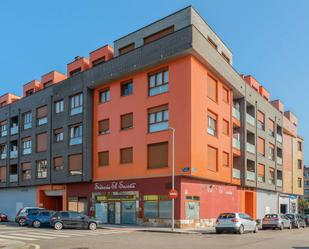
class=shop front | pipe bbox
[279,194,298,214]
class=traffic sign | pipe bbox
[168,189,178,199]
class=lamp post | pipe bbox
[169,127,175,231]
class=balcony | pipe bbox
[9,174,18,183]
[246,142,255,154]
[246,114,255,126]
[23,123,32,130]
[233,168,241,179]
[22,148,31,155]
[69,137,82,146]
[0,153,7,160]
[10,150,18,159]
[10,126,18,135]
[246,171,256,181]
[1,130,7,137]
[232,107,240,120]
[277,157,283,165]
[277,179,283,187]
[233,137,241,150]
[276,134,283,144]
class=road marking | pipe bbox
[27,231,71,237]
[0,234,38,241]
[11,233,55,239]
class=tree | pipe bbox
[298,199,309,214]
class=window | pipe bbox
[185,196,200,220]
[54,156,63,171]
[54,128,64,143]
[119,43,135,55]
[21,162,31,180]
[143,195,172,219]
[148,105,168,132]
[22,112,32,130]
[69,68,81,76]
[99,88,110,103]
[121,80,133,96]
[98,119,110,135]
[258,137,265,156]
[22,137,32,155]
[69,154,82,175]
[70,124,82,145]
[298,159,303,169]
[207,146,218,171]
[208,36,218,49]
[298,178,302,188]
[269,168,275,185]
[9,141,18,159]
[36,133,47,152]
[0,144,7,160]
[10,116,18,135]
[144,26,174,45]
[0,121,7,137]
[298,141,302,151]
[269,143,275,161]
[258,164,265,183]
[36,106,48,126]
[222,87,229,103]
[0,166,6,183]
[121,113,133,130]
[9,165,18,183]
[207,111,217,136]
[148,69,169,96]
[70,93,83,115]
[36,160,47,179]
[92,57,105,67]
[68,197,88,215]
[257,111,265,130]
[147,142,168,169]
[207,74,217,102]
[222,119,229,136]
[222,152,229,167]
[98,151,109,167]
[55,100,64,114]
[268,119,275,137]
[120,147,133,164]
[222,52,230,63]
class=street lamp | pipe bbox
[169,127,175,231]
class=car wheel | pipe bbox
[54,222,63,230]
[32,220,41,228]
[88,222,97,230]
[238,225,244,235]
[19,218,26,226]
[253,225,258,233]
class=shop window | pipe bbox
[99,151,109,167]
[99,88,110,103]
[36,160,47,179]
[207,111,217,136]
[185,196,200,220]
[143,195,171,219]
[36,105,48,126]
[121,80,133,96]
[148,105,168,133]
[120,147,133,164]
[207,146,218,171]
[0,166,6,183]
[144,26,174,45]
[147,142,168,169]
[222,119,229,136]
[222,87,229,103]
[21,162,31,180]
[121,113,133,130]
[36,133,47,152]
[99,119,110,135]
[69,154,82,175]
[68,197,88,215]
[70,93,83,115]
[54,156,63,171]
[207,74,217,102]
[148,69,169,96]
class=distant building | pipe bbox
[304,166,309,200]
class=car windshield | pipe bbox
[265,214,278,218]
[218,213,235,219]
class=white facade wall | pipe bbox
[256,189,278,219]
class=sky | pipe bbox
[0,0,308,164]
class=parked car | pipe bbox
[301,214,309,226]
[0,213,8,222]
[51,211,98,230]
[27,210,55,228]
[15,207,45,226]
[262,214,291,230]
[285,214,306,228]
[215,212,258,234]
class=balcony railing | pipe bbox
[9,174,18,183]
[233,137,241,150]
[246,142,255,154]
[246,114,255,126]
[277,157,283,165]
[0,153,7,160]
[246,171,256,181]
[276,134,283,144]
[10,150,18,159]
[232,107,240,120]
[10,126,18,135]
[277,179,283,187]
[233,168,241,179]
[69,137,82,146]
[1,130,7,137]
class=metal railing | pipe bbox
[246,171,256,181]
[233,137,241,150]
[232,107,240,120]
[246,114,255,126]
[233,168,241,179]
[246,142,255,154]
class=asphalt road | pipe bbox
[1,223,309,249]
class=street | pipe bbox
[1,223,309,249]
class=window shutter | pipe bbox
[222,87,229,103]
[148,105,168,114]
[0,166,6,180]
[207,75,217,102]
[22,162,32,170]
[207,146,217,171]
[147,142,168,169]
[258,137,265,155]
[69,154,82,171]
[37,106,48,118]
[54,157,63,168]
[120,147,133,164]
[99,119,109,133]
[121,113,133,129]
[269,119,275,132]
[258,111,265,123]
[36,133,47,152]
[223,152,229,167]
[258,164,265,177]
[144,26,174,44]
[99,151,109,166]
[119,43,135,55]
[223,119,229,135]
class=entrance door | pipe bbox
[108,202,115,224]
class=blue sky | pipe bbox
[0,0,308,163]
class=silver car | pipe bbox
[215,212,258,234]
[262,214,292,230]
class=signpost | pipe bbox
[169,189,178,199]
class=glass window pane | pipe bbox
[149,76,155,88]
[163,71,169,83]
[157,73,163,85]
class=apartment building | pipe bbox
[304,166,309,200]
[0,6,304,227]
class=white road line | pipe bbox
[11,233,55,239]
[53,232,86,236]
[0,234,38,241]
[26,231,71,238]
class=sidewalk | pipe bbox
[99,224,215,234]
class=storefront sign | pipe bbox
[94,181,137,191]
